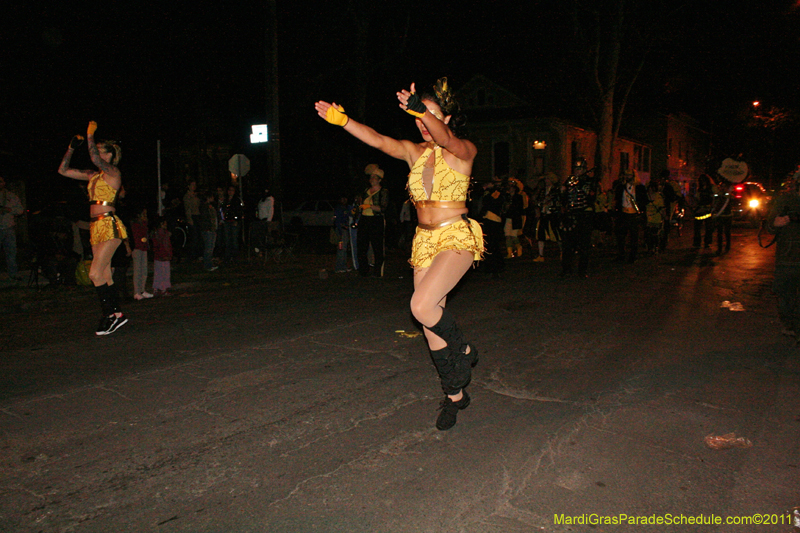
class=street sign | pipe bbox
[229,154,251,177]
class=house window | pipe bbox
[633,145,642,171]
[494,141,510,177]
[643,147,651,173]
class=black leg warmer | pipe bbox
[95,284,114,316]
[430,347,459,395]
[108,283,122,314]
[425,307,479,394]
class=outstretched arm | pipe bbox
[58,135,93,181]
[314,101,418,166]
[86,121,121,189]
[397,83,477,164]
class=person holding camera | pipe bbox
[766,175,800,339]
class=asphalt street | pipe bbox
[1,225,798,533]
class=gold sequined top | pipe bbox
[407,146,470,204]
[88,172,119,204]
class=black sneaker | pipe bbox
[106,314,129,334]
[436,390,471,431]
[95,315,115,336]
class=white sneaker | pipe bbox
[134,293,144,300]
[141,291,154,298]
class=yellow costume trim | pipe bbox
[410,216,484,269]
[90,213,127,245]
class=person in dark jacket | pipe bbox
[766,174,800,338]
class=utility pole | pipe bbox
[266,0,282,199]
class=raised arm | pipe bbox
[57,135,94,181]
[314,101,418,166]
[397,83,477,164]
[86,122,121,189]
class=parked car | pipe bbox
[730,181,769,226]
[282,200,335,227]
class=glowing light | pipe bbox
[748,199,760,208]
[752,101,760,108]
[532,140,546,150]
[250,124,268,143]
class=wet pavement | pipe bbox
[1,226,798,532]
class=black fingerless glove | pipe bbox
[404,92,427,118]
[70,135,85,149]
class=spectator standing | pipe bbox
[182,180,201,260]
[333,196,355,273]
[222,185,243,262]
[151,217,173,295]
[252,187,275,253]
[198,191,219,271]
[0,176,24,280]
[131,207,153,300]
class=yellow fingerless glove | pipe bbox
[87,121,98,136]
[325,105,349,127]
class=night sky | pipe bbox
[3,1,800,210]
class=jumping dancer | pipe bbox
[316,78,484,430]
[58,121,128,335]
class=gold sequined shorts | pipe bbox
[410,215,484,269]
[90,214,128,245]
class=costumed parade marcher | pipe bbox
[479,177,508,276]
[644,180,665,254]
[58,122,129,335]
[692,174,715,249]
[504,178,525,258]
[560,161,597,276]
[357,165,388,277]
[315,78,484,430]
[711,178,733,255]
[614,169,648,263]
[534,172,562,262]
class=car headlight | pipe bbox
[748,199,760,208]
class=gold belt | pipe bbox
[91,212,116,222]
[415,200,466,209]
[417,214,466,231]
[90,200,115,207]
